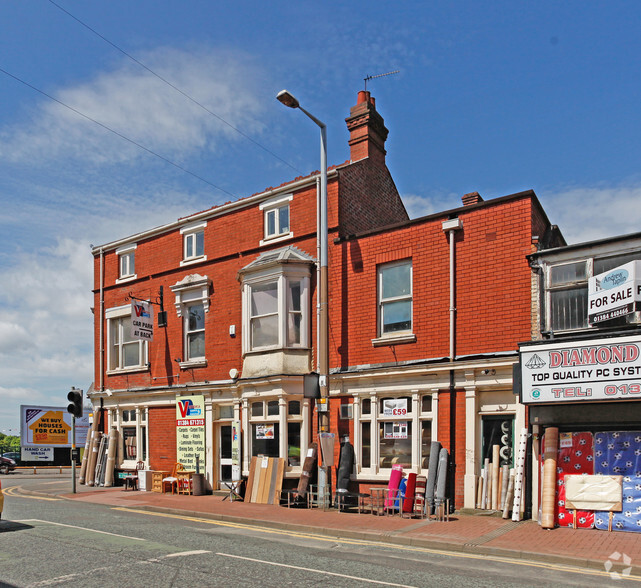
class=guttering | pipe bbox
[91,169,339,255]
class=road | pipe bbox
[0,474,638,587]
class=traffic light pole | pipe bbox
[71,415,76,494]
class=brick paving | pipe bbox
[22,483,641,577]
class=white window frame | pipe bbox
[170,274,210,368]
[355,392,434,480]
[106,305,148,373]
[184,302,206,362]
[242,270,310,353]
[373,259,415,345]
[180,221,207,266]
[115,244,137,283]
[260,194,293,246]
[113,406,148,469]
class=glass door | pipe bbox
[218,424,233,486]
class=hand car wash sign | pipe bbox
[588,260,641,325]
[520,335,641,404]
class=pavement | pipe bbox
[9,473,641,579]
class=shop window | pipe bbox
[379,421,412,468]
[119,408,147,465]
[378,260,412,336]
[106,306,148,372]
[420,421,432,469]
[251,422,280,458]
[361,421,371,468]
[287,422,301,466]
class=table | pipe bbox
[370,487,389,516]
[221,479,243,502]
[176,471,195,495]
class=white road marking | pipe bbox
[163,550,211,558]
[18,519,146,541]
[216,552,417,587]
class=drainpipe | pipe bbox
[442,218,462,510]
[99,247,105,392]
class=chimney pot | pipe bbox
[462,192,483,206]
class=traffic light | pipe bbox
[67,388,83,419]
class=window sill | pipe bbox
[371,333,416,347]
[259,231,294,247]
[115,274,137,284]
[179,359,207,369]
[180,255,207,267]
[106,366,149,376]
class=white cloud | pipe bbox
[402,191,459,219]
[540,181,641,244]
[0,47,267,166]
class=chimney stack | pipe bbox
[462,192,483,206]
[345,91,389,166]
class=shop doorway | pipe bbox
[481,415,514,467]
[217,424,233,487]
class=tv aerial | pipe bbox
[364,70,400,91]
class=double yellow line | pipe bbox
[2,486,61,501]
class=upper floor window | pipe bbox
[185,303,205,360]
[260,194,293,245]
[239,246,313,353]
[181,222,206,265]
[106,306,148,372]
[116,244,136,283]
[170,273,210,367]
[378,260,413,336]
[546,251,641,333]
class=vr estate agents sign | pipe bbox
[176,395,205,471]
[588,261,641,325]
[131,300,154,341]
[520,335,641,404]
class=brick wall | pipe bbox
[148,406,176,471]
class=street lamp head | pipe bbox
[277,89,299,109]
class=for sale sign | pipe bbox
[588,260,641,325]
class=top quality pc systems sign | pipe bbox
[520,335,641,404]
[588,260,641,325]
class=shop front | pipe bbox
[520,334,641,532]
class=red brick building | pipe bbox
[89,91,563,510]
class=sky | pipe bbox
[2,2,641,434]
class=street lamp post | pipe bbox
[277,90,330,503]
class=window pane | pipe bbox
[381,263,411,298]
[594,252,641,274]
[123,342,140,367]
[279,205,289,233]
[251,315,279,347]
[551,288,588,330]
[550,262,586,285]
[288,400,300,415]
[379,421,412,468]
[288,281,301,312]
[195,231,204,256]
[287,422,301,466]
[123,427,137,460]
[267,400,279,416]
[421,395,432,413]
[382,300,411,333]
[219,405,234,419]
[221,425,232,459]
[251,282,278,316]
[361,421,371,468]
[361,398,371,415]
[421,421,432,469]
[188,331,205,358]
[287,312,301,346]
[186,234,194,258]
[266,210,276,236]
[252,423,279,457]
[251,402,263,417]
[188,304,205,331]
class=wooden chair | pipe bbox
[162,463,184,494]
[123,460,145,491]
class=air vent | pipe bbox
[339,405,353,420]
